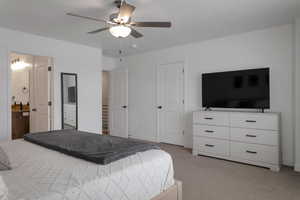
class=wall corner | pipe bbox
[294,17,300,169]
[294,163,300,172]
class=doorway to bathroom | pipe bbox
[10,52,53,139]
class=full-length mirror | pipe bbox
[61,73,78,130]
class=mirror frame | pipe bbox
[61,73,78,130]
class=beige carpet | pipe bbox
[160,144,300,200]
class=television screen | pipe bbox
[202,68,270,109]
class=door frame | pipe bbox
[8,51,54,139]
[156,61,186,144]
[60,72,78,130]
[101,70,111,135]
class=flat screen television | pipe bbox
[202,68,270,109]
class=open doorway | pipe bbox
[102,71,110,135]
[10,52,53,139]
[101,68,128,137]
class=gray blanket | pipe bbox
[24,130,160,165]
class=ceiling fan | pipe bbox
[66,0,171,38]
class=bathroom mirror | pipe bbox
[61,73,78,130]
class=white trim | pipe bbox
[295,163,300,172]
[48,57,54,131]
[0,47,10,140]
[183,58,189,148]
[125,69,129,138]
[7,50,12,140]
[155,64,159,143]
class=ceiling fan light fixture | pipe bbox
[109,25,131,38]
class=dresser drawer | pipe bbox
[193,112,229,126]
[194,137,229,157]
[230,113,279,130]
[194,125,229,139]
[231,142,279,164]
[231,128,278,146]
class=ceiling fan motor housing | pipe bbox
[109,13,119,22]
[110,13,131,24]
[114,0,122,8]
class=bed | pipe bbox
[0,138,182,200]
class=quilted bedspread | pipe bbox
[0,140,174,200]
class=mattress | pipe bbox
[0,140,174,200]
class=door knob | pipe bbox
[122,105,127,109]
[32,108,37,112]
[157,106,162,109]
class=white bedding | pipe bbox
[0,140,174,200]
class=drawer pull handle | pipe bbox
[204,117,213,120]
[245,120,256,123]
[246,134,257,138]
[205,130,214,133]
[246,150,257,154]
[205,144,215,147]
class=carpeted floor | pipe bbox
[160,144,300,200]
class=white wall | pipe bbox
[102,56,118,71]
[0,27,102,140]
[294,18,300,171]
[122,24,294,166]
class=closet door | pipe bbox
[109,68,128,138]
[157,62,185,145]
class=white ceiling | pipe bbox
[0,0,299,57]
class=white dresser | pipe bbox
[193,111,280,171]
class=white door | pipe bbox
[157,62,184,145]
[109,68,128,138]
[30,56,51,133]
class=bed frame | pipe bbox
[152,180,182,200]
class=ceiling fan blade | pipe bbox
[130,28,143,38]
[87,27,110,34]
[131,22,171,28]
[66,13,110,24]
[118,3,136,21]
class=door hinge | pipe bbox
[182,99,185,104]
[182,130,185,135]
[48,66,52,71]
[48,101,52,106]
[182,68,184,73]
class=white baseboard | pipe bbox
[294,164,300,172]
[282,160,294,167]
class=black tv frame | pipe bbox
[202,68,270,112]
